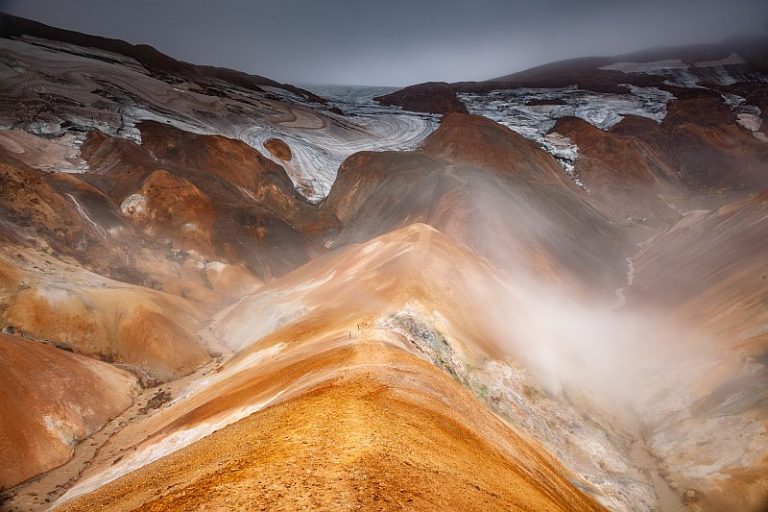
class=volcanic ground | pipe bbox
[0,12,767,512]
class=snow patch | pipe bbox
[541,132,583,187]
[0,37,437,203]
[600,53,756,88]
[722,93,767,141]
[459,86,673,184]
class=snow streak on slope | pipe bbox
[600,59,702,88]
[0,37,436,201]
[459,86,674,178]
[722,93,768,142]
[600,53,767,87]
[0,130,89,173]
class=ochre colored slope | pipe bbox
[0,246,210,382]
[0,334,137,489]
[55,341,605,512]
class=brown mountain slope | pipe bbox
[0,245,210,382]
[421,113,573,187]
[549,92,768,224]
[620,191,768,512]
[324,113,628,296]
[377,36,768,114]
[550,115,683,225]
[80,123,338,281]
[628,190,768,339]
[374,82,468,115]
[51,224,613,511]
[0,118,333,296]
[0,334,137,489]
[0,12,325,103]
[1,13,766,512]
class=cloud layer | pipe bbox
[4,0,768,85]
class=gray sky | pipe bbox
[3,0,767,86]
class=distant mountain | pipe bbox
[0,12,326,103]
[376,36,768,114]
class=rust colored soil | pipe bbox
[56,368,604,512]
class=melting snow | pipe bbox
[722,93,767,142]
[600,53,764,88]
[459,85,674,183]
[0,37,437,203]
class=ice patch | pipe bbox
[0,37,437,203]
[459,86,674,183]
[601,59,702,88]
[722,93,767,141]
[541,132,582,186]
[600,54,758,88]
[117,92,437,202]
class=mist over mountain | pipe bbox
[0,6,767,512]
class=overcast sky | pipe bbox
[3,0,768,86]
